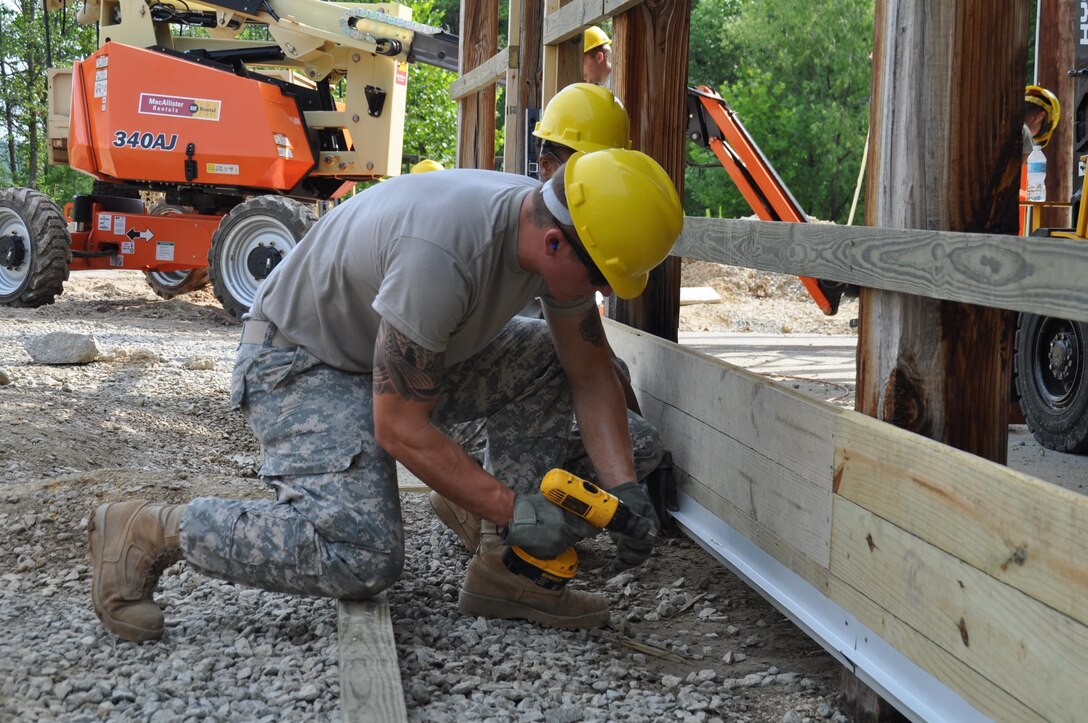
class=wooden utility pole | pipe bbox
[505,0,543,175]
[1037,0,1074,228]
[610,0,691,342]
[457,0,499,169]
[857,1,1030,464]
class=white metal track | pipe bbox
[671,492,990,723]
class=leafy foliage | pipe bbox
[685,0,874,223]
[0,1,97,201]
[401,0,458,172]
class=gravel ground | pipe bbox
[1,270,853,722]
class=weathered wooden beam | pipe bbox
[858,1,1029,464]
[501,0,524,173]
[456,0,499,169]
[541,0,645,44]
[1036,0,1074,228]
[338,595,407,723]
[541,0,582,103]
[609,0,690,342]
[449,47,509,101]
[508,0,543,176]
[543,0,603,44]
[672,216,1088,323]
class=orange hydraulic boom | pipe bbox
[686,85,852,315]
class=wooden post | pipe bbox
[610,0,691,342]
[457,0,499,169]
[1037,0,1074,228]
[542,0,582,105]
[857,2,1029,464]
[505,0,543,175]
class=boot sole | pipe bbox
[88,504,164,643]
[457,589,609,629]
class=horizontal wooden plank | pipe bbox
[338,595,407,723]
[673,216,1088,322]
[543,0,603,45]
[829,577,1044,723]
[639,392,832,568]
[449,47,510,100]
[541,0,643,45]
[835,412,1088,627]
[681,468,830,591]
[829,497,1088,722]
[605,320,840,488]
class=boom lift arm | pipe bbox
[685,85,854,316]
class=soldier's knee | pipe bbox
[332,546,404,600]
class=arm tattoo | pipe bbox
[373,320,444,401]
[578,308,605,347]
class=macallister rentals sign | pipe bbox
[138,93,222,121]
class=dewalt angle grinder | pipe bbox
[503,469,657,589]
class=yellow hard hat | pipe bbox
[411,159,445,174]
[1025,85,1061,148]
[584,26,611,54]
[533,83,632,154]
[564,149,683,299]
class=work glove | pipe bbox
[504,492,600,560]
[608,481,659,573]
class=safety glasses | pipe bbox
[559,229,608,288]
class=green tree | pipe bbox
[0,1,96,201]
[401,0,458,172]
[685,0,873,223]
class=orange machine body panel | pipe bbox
[68,43,315,191]
[67,204,222,272]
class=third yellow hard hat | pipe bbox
[584,26,611,54]
[1025,85,1061,148]
[564,149,684,299]
[411,159,445,174]
[533,83,631,154]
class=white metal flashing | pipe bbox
[671,492,990,723]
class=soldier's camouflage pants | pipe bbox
[180,316,663,599]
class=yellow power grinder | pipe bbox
[503,468,657,589]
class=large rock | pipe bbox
[24,332,99,365]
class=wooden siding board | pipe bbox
[829,497,1088,723]
[835,412,1088,627]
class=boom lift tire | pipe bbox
[208,195,317,320]
[1014,312,1088,453]
[143,203,210,299]
[0,188,72,308]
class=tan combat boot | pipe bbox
[457,526,609,629]
[89,500,186,642]
[429,491,481,553]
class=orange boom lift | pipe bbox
[0,0,456,318]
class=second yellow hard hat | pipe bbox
[533,83,631,154]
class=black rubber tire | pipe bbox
[207,196,316,320]
[0,188,72,307]
[143,203,210,299]
[1014,312,1088,454]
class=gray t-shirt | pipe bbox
[251,169,594,373]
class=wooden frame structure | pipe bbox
[442,0,1088,720]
